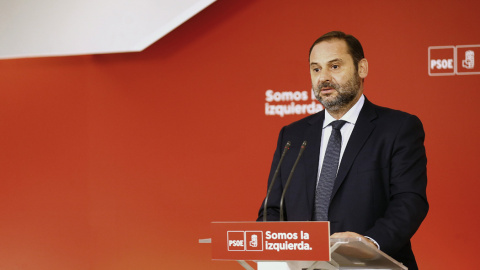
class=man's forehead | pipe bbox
[309,39,351,63]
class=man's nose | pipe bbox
[318,69,331,85]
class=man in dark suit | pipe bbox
[257,31,428,269]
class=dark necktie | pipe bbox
[314,120,347,221]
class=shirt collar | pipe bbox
[323,94,365,128]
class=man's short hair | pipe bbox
[309,31,365,70]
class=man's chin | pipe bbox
[319,94,337,104]
[320,96,344,110]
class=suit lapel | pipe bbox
[331,99,377,200]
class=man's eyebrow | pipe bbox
[328,58,343,64]
[310,58,344,66]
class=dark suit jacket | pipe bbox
[257,97,428,269]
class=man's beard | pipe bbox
[313,74,361,112]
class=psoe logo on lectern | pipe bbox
[227,231,263,251]
[245,231,263,251]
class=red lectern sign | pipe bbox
[211,221,330,261]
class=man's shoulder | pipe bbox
[367,100,421,123]
[365,101,424,135]
[283,111,323,130]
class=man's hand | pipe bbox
[331,231,378,249]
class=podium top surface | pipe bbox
[330,237,407,270]
[258,238,407,270]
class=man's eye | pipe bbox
[313,68,320,72]
[332,65,339,69]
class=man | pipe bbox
[257,31,428,269]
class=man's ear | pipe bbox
[358,58,368,79]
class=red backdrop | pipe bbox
[1,0,479,269]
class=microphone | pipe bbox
[280,141,307,221]
[263,141,291,222]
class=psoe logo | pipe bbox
[227,231,263,251]
[428,45,480,76]
[428,46,455,76]
[457,45,480,75]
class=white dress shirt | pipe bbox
[317,94,365,180]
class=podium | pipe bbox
[257,237,407,270]
[200,222,407,270]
